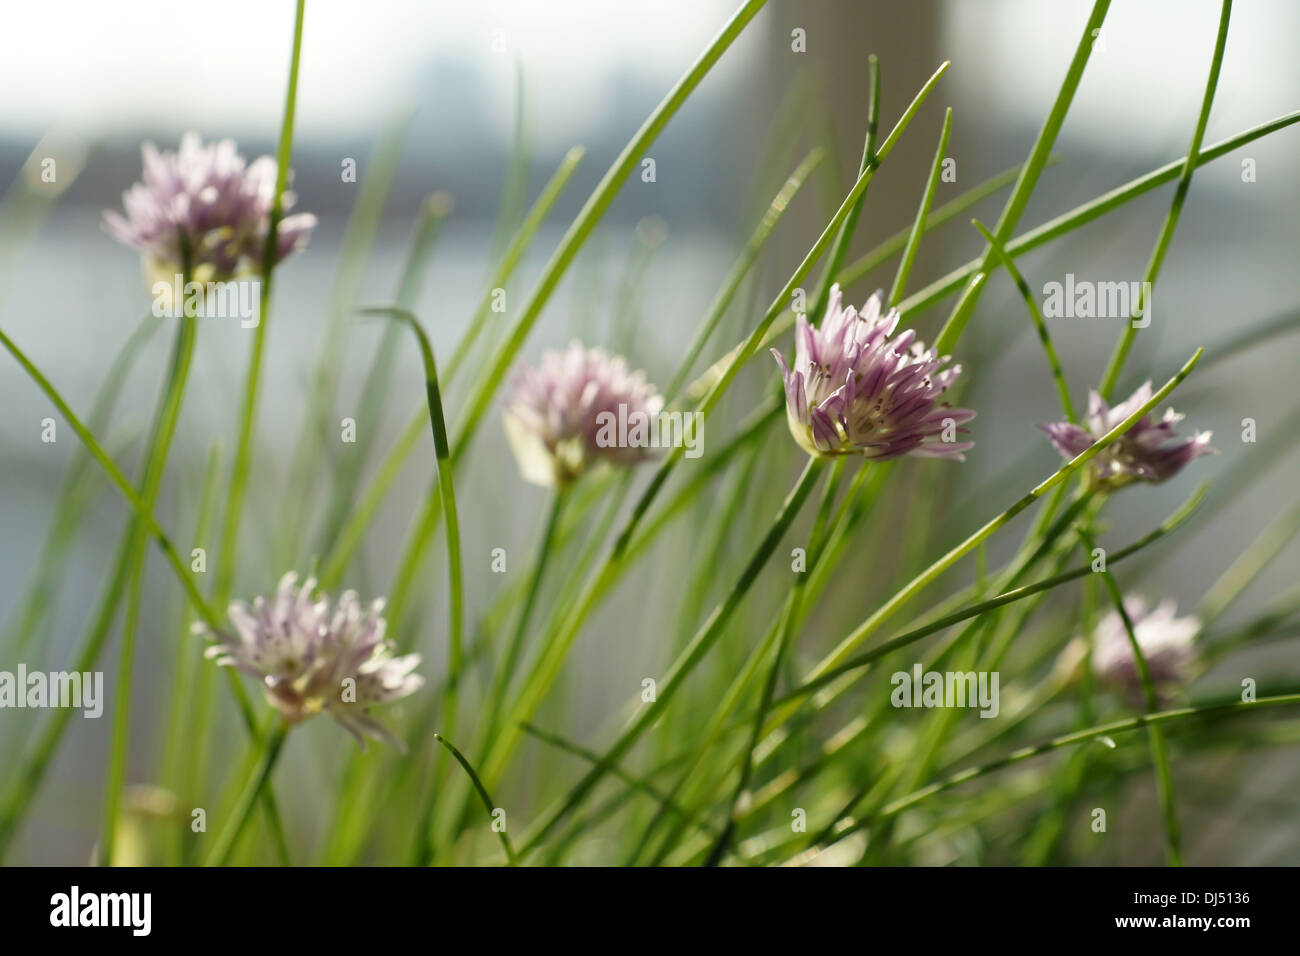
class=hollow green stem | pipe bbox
[971,219,1075,421]
[1098,0,1231,397]
[432,734,517,866]
[213,0,305,606]
[1078,527,1182,866]
[204,722,287,867]
[934,0,1111,354]
[888,107,951,307]
[479,487,568,755]
[102,255,198,864]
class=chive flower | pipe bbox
[1095,596,1199,688]
[1040,383,1214,490]
[103,132,316,281]
[770,285,974,460]
[503,341,665,488]
[1058,596,1199,697]
[199,573,422,748]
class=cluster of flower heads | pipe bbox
[771,285,974,461]
[1040,383,1215,490]
[104,132,316,281]
[113,128,1221,747]
[1058,596,1200,701]
[502,341,664,487]
[199,573,422,749]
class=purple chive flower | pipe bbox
[1054,597,1199,701]
[1040,383,1214,490]
[103,132,316,281]
[199,573,422,749]
[1091,596,1199,692]
[770,284,974,460]
[503,341,665,488]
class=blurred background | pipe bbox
[1,0,1298,864]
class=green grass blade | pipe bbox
[971,219,1075,420]
[1078,527,1181,865]
[934,0,1111,353]
[450,0,770,463]
[432,734,518,866]
[215,0,306,603]
[1099,0,1232,397]
[888,107,951,307]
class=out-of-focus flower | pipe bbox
[1057,596,1199,697]
[104,132,315,282]
[503,341,665,488]
[770,285,974,460]
[200,573,422,748]
[1040,384,1214,490]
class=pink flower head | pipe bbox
[770,285,974,460]
[503,342,665,487]
[1091,596,1200,692]
[1041,383,1214,490]
[104,132,315,281]
[200,573,422,749]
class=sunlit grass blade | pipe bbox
[1099,0,1231,398]
[102,284,197,864]
[933,0,1111,353]
[161,443,223,865]
[1199,497,1300,628]
[478,488,568,760]
[359,311,464,683]
[900,109,1300,323]
[836,158,1052,288]
[888,107,951,307]
[971,219,1075,420]
[3,313,158,656]
[1078,527,1181,865]
[216,0,306,602]
[665,147,822,401]
[808,54,879,321]
[520,722,719,840]
[203,722,287,867]
[450,0,770,463]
